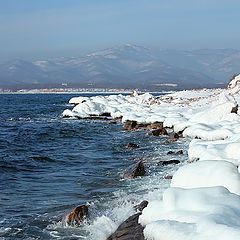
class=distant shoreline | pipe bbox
[0,88,173,95]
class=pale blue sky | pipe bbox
[0,0,240,61]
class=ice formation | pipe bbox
[63,74,240,239]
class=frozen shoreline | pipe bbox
[63,74,240,239]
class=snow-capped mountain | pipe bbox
[0,44,239,90]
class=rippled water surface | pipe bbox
[0,93,189,239]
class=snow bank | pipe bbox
[188,134,240,166]
[140,187,240,240]
[171,160,240,194]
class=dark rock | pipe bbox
[164,175,173,179]
[158,160,180,166]
[107,201,148,239]
[231,105,238,114]
[123,120,149,131]
[109,120,117,124]
[100,112,112,117]
[126,142,139,149]
[169,132,179,142]
[107,213,144,240]
[167,150,183,155]
[150,128,168,136]
[65,205,88,226]
[124,120,138,130]
[133,200,148,212]
[147,121,163,130]
[124,161,146,179]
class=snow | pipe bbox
[171,160,240,195]
[62,73,240,239]
[141,187,240,240]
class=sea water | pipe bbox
[0,93,189,239]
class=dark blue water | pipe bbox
[0,93,188,239]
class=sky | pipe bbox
[0,0,240,61]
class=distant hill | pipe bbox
[0,44,239,90]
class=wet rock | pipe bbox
[150,127,168,136]
[65,204,88,226]
[147,121,163,130]
[133,200,148,212]
[124,120,138,130]
[231,105,238,113]
[158,159,180,166]
[123,120,149,131]
[126,142,139,149]
[107,213,144,240]
[124,161,146,179]
[167,150,183,155]
[107,201,148,240]
[169,132,179,142]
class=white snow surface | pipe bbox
[63,74,240,239]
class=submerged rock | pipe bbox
[167,150,183,155]
[126,142,139,149]
[64,204,88,226]
[107,201,148,240]
[124,161,146,179]
[169,132,180,142]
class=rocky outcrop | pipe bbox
[107,201,148,240]
[123,161,146,179]
[64,204,88,226]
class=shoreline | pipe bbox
[62,74,240,239]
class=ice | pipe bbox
[140,187,240,240]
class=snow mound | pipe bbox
[140,187,240,240]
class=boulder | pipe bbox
[107,201,148,240]
[126,142,139,149]
[123,161,146,179]
[64,204,88,226]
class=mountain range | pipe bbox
[0,44,239,90]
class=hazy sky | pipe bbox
[0,0,240,61]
